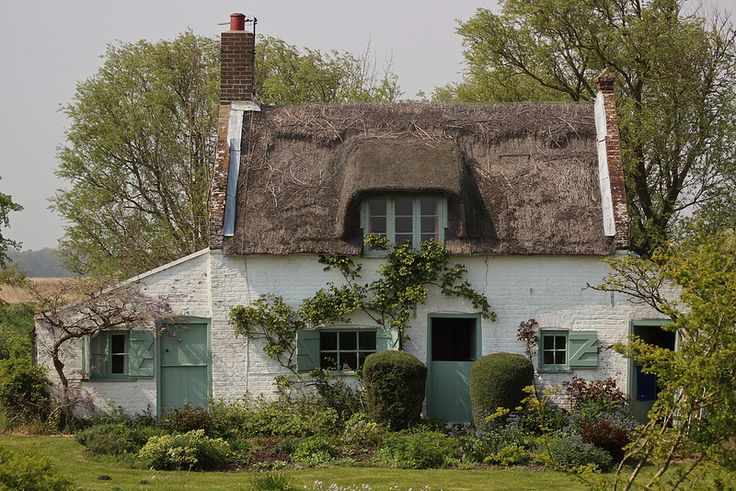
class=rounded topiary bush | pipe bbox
[470,352,534,427]
[363,350,427,430]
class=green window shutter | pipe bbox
[569,331,598,369]
[81,335,91,379]
[296,330,321,372]
[376,328,399,351]
[129,330,155,377]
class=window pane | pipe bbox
[111,354,127,374]
[369,216,387,234]
[90,354,108,377]
[421,233,438,243]
[420,198,438,216]
[359,331,376,350]
[340,353,357,371]
[395,198,413,216]
[111,334,126,354]
[90,334,108,355]
[543,351,554,365]
[543,335,554,350]
[395,216,413,234]
[368,199,386,216]
[358,352,373,368]
[421,216,438,234]
[339,332,357,350]
[321,353,338,370]
[555,336,566,349]
[395,233,413,245]
[320,332,337,351]
[555,351,566,365]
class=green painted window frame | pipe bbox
[538,329,570,372]
[319,328,378,372]
[88,331,131,380]
[360,195,448,257]
[538,329,599,372]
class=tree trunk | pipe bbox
[51,344,73,430]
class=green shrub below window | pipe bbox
[362,350,427,430]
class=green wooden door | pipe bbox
[427,316,480,423]
[159,323,210,413]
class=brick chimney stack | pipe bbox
[220,13,255,103]
[594,68,629,250]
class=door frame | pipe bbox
[156,317,212,417]
[426,312,482,421]
[626,318,675,423]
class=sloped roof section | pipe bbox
[222,101,616,256]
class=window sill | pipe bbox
[538,367,571,374]
[85,376,151,382]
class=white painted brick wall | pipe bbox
[38,249,665,415]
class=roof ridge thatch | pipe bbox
[222,102,612,256]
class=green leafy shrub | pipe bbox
[342,412,387,447]
[457,418,528,463]
[0,446,75,491]
[545,435,614,471]
[210,398,339,439]
[292,436,336,466]
[160,403,213,435]
[137,429,232,471]
[484,443,530,466]
[0,358,51,427]
[248,471,296,491]
[362,350,427,430]
[377,430,458,469]
[469,353,533,427]
[75,423,161,455]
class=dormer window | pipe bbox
[361,195,447,255]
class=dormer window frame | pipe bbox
[360,194,448,257]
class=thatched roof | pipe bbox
[222,101,616,256]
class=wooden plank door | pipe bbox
[159,323,210,413]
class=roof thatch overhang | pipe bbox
[221,102,616,256]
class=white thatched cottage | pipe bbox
[37,14,671,423]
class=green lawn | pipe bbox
[0,435,586,491]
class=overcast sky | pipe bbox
[0,0,733,251]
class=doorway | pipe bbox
[158,321,211,414]
[628,320,676,423]
[427,314,481,423]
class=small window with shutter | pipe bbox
[539,329,598,372]
[83,330,155,380]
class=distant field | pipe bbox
[0,277,69,304]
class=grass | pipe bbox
[0,435,586,490]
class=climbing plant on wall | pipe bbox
[228,236,495,372]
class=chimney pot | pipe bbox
[595,68,615,93]
[230,13,246,31]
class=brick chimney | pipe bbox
[210,14,259,250]
[220,13,255,103]
[594,69,629,250]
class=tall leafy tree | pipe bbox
[441,1,736,254]
[55,32,400,277]
[0,179,22,269]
